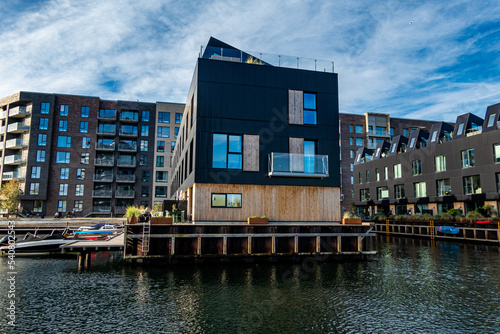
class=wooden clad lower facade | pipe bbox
[189,183,341,222]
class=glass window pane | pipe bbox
[303,93,316,109]
[228,135,241,153]
[304,110,317,124]
[228,154,242,169]
[211,194,226,207]
[227,194,242,208]
[212,134,227,168]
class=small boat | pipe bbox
[436,226,460,235]
[73,230,113,235]
[76,223,123,233]
[0,233,72,254]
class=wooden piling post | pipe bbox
[223,236,227,255]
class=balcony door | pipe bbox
[304,140,316,173]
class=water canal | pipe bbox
[1,236,499,333]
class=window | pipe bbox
[80,121,88,133]
[356,138,363,146]
[414,182,427,198]
[366,170,370,182]
[403,129,408,136]
[30,183,40,195]
[59,184,68,196]
[350,150,354,159]
[350,163,353,172]
[494,144,500,163]
[393,164,402,178]
[384,166,388,180]
[394,184,405,199]
[358,172,362,184]
[171,142,175,153]
[60,105,68,116]
[355,125,363,133]
[409,137,416,148]
[155,186,168,198]
[457,123,465,136]
[156,156,164,167]
[75,185,84,196]
[350,176,354,184]
[57,200,67,212]
[303,93,316,125]
[142,111,149,122]
[212,134,242,169]
[34,200,43,212]
[99,109,116,119]
[31,167,41,179]
[435,155,446,172]
[60,168,69,180]
[76,168,85,180]
[461,149,475,168]
[158,112,170,123]
[412,160,422,176]
[56,152,70,163]
[349,125,353,133]
[142,171,150,182]
[82,137,91,149]
[141,186,149,197]
[157,126,169,138]
[81,153,90,164]
[121,111,138,121]
[497,173,500,192]
[375,168,380,181]
[139,155,148,166]
[349,138,353,145]
[98,124,116,134]
[140,140,148,151]
[36,150,45,162]
[175,127,179,138]
[38,134,47,146]
[377,186,389,200]
[81,106,89,118]
[39,118,48,130]
[58,120,67,131]
[175,113,182,124]
[57,136,71,148]
[156,171,168,182]
[390,127,394,136]
[157,141,165,152]
[463,175,481,194]
[211,193,242,208]
[41,102,50,114]
[74,200,83,212]
[437,179,451,196]
[360,189,370,201]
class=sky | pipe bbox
[1,0,500,122]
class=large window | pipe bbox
[36,150,45,162]
[157,141,165,152]
[142,111,149,122]
[412,160,422,176]
[377,186,389,200]
[435,155,446,172]
[158,112,170,123]
[375,168,380,181]
[31,167,41,179]
[356,138,363,146]
[156,156,164,167]
[56,152,70,163]
[393,164,402,178]
[355,125,363,133]
[60,105,68,116]
[175,113,182,124]
[41,102,50,114]
[30,183,40,195]
[437,179,451,196]
[59,184,68,196]
[75,185,84,196]
[140,140,148,152]
[142,171,150,182]
[157,126,169,138]
[360,189,370,201]
[57,136,71,148]
[457,123,465,136]
[59,120,67,132]
[494,144,500,163]
[155,186,168,198]
[394,184,405,199]
[461,149,475,168]
[81,106,89,118]
[60,168,69,180]
[365,170,370,182]
[211,193,242,208]
[413,182,427,198]
[139,155,148,166]
[82,137,91,149]
[156,171,168,182]
[384,166,388,180]
[212,134,242,169]
[39,118,48,130]
[463,175,481,194]
[74,200,83,212]
[171,142,175,153]
[175,127,179,138]
[34,201,43,212]
[79,121,88,133]
[76,168,85,180]
[303,92,316,125]
[81,153,90,164]
[496,173,500,192]
[57,200,67,212]
[38,134,47,146]
[141,186,149,197]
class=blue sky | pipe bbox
[1,0,500,122]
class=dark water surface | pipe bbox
[1,236,499,333]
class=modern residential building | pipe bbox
[352,104,500,217]
[339,112,438,212]
[0,91,183,216]
[168,37,341,222]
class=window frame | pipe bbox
[211,193,242,208]
[81,106,89,118]
[212,133,242,170]
[303,92,317,125]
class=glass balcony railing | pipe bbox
[268,153,329,178]
[0,111,6,119]
[367,130,390,137]
[2,171,25,180]
[95,143,115,151]
[4,155,26,165]
[118,143,137,152]
[7,122,29,133]
[93,174,114,182]
[8,106,31,118]
[116,175,136,183]
[117,158,136,167]
[5,138,28,149]
[92,190,112,198]
[202,46,334,73]
[94,157,114,166]
[115,190,135,198]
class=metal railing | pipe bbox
[94,158,114,166]
[93,174,114,182]
[116,175,136,182]
[119,129,138,137]
[117,158,136,167]
[115,190,135,198]
[367,130,390,137]
[118,143,137,152]
[96,128,116,135]
[92,190,112,198]
[268,153,329,178]
[95,143,115,151]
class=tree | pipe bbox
[0,180,22,212]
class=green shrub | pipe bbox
[465,211,484,220]
[447,208,463,217]
[124,205,141,218]
[440,212,454,220]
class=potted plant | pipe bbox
[247,216,269,225]
[151,210,173,225]
[124,205,141,224]
[342,212,362,225]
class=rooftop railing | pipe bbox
[268,153,329,178]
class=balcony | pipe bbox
[92,190,112,198]
[367,130,390,137]
[95,143,115,151]
[91,206,111,213]
[367,142,378,149]
[119,113,139,123]
[0,111,6,119]
[5,138,28,149]
[97,111,116,121]
[118,143,137,152]
[2,171,25,180]
[115,190,135,198]
[93,174,114,182]
[268,153,329,178]
[96,128,116,136]
[4,155,26,165]
[116,175,136,183]
[0,126,5,133]
[117,158,136,167]
[7,122,29,133]
[8,106,31,118]
[94,158,114,166]
[119,128,138,137]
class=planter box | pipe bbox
[151,217,173,225]
[342,218,362,225]
[247,217,269,225]
[127,216,138,224]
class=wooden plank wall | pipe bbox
[192,183,341,222]
[288,90,303,125]
[243,135,259,172]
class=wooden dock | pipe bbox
[124,223,376,264]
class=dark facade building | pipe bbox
[0,91,182,216]
[353,104,500,217]
[339,112,437,212]
[169,38,341,222]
